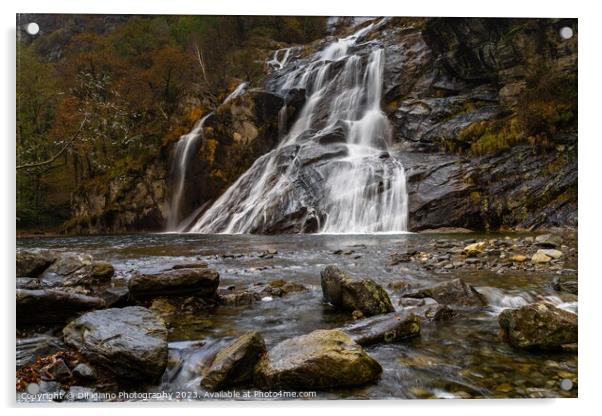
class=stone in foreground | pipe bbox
[201,331,267,391]
[321,266,394,316]
[128,268,219,298]
[16,250,57,277]
[341,311,421,345]
[254,329,382,390]
[402,278,487,307]
[498,302,577,350]
[16,289,105,325]
[63,306,168,380]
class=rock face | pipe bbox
[16,289,105,325]
[321,266,394,316]
[170,88,304,229]
[61,18,576,234]
[254,329,382,390]
[201,331,267,391]
[402,278,487,307]
[128,268,219,298]
[63,306,168,380]
[341,311,421,345]
[69,159,169,233]
[498,302,577,350]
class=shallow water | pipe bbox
[17,233,578,400]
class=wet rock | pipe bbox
[321,266,394,316]
[39,253,114,289]
[99,286,131,308]
[552,275,578,295]
[262,279,307,296]
[16,335,65,368]
[172,262,208,270]
[402,278,487,307]
[341,311,421,345]
[537,248,563,259]
[498,302,577,350]
[128,268,219,299]
[16,250,57,277]
[531,252,552,264]
[16,277,42,289]
[16,289,105,325]
[463,241,486,256]
[72,363,96,380]
[254,329,382,390]
[63,306,168,380]
[201,331,267,391]
[387,280,412,292]
[535,234,562,248]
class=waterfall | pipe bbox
[166,82,249,231]
[188,19,409,234]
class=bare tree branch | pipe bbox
[17,115,88,171]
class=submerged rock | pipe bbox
[16,289,105,325]
[552,275,578,295]
[498,302,577,350]
[402,278,487,307]
[63,306,168,380]
[254,329,382,390]
[128,268,219,298]
[321,266,394,316]
[201,331,266,391]
[341,311,421,345]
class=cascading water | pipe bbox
[166,83,249,231]
[189,19,408,234]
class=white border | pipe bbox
[2,0,599,415]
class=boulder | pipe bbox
[321,266,394,316]
[128,268,219,298]
[201,331,267,391]
[535,234,562,248]
[254,329,382,390]
[16,289,105,325]
[341,311,421,345]
[402,278,487,307]
[63,306,168,380]
[39,253,114,289]
[16,250,57,277]
[498,302,577,350]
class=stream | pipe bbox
[17,232,578,400]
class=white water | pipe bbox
[166,82,250,231]
[187,20,409,234]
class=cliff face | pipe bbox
[69,17,577,233]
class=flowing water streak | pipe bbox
[166,82,249,230]
[190,20,409,234]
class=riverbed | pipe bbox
[16,232,578,400]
